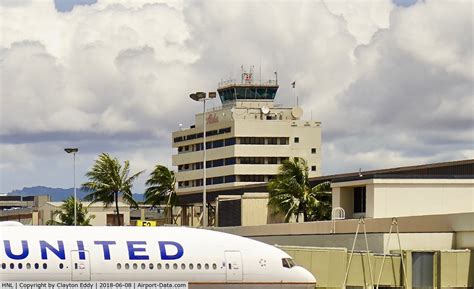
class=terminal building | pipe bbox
[172,70,321,225]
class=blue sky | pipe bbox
[54,0,97,12]
[54,0,418,12]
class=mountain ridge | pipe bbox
[6,186,144,202]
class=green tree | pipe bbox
[46,196,95,226]
[307,181,332,221]
[82,153,143,226]
[268,157,331,222]
[144,165,177,224]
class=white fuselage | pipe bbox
[0,225,316,288]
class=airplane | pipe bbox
[0,222,316,288]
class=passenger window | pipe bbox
[26,263,31,269]
[149,263,154,270]
[157,263,162,270]
[2,263,6,269]
[133,263,138,270]
[59,263,64,269]
[205,263,209,270]
[43,263,47,269]
[181,264,186,270]
[189,264,194,270]
[173,264,178,270]
[213,263,217,270]
[125,263,130,270]
[228,263,231,269]
[10,263,14,269]
[18,263,23,269]
[34,263,39,269]
[165,264,170,270]
[141,263,146,270]
[197,263,201,270]
[117,263,121,270]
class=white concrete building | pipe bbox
[329,159,474,219]
[172,70,321,206]
[332,178,474,219]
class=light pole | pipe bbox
[64,148,78,226]
[190,92,216,227]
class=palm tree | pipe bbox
[307,181,332,221]
[144,165,177,224]
[268,157,329,222]
[82,153,143,226]
[46,196,95,226]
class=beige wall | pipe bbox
[86,205,131,226]
[241,193,269,226]
[456,232,474,249]
[38,202,131,226]
[373,179,474,218]
[332,179,474,219]
[332,187,354,218]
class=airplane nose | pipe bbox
[298,266,316,284]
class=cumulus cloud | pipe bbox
[0,0,472,193]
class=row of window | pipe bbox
[116,262,218,271]
[174,127,231,143]
[178,165,317,188]
[178,157,290,171]
[178,175,277,188]
[1,262,62,270]
[218,87,278,102]
[177,137,291,154]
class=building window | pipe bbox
[213,177,224,185]
[267,137,278,145]
[311,166,316,171]
[268,157,278,164]
[311,148,316,154]
[213,139,224,148]
[225,175,236,183]
[225,138,236,146]
[239,175,265,182]
[294,137,299,143]
[354,187,366,213]
[212,159,224,167]
[280,157,289,163]
[279,138,288,145]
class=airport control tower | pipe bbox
[172,68,321,203]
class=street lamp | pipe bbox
[64,148,79,226]
[190,91,216,227]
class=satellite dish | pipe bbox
[291,107,303,118]
[261,106,270,115]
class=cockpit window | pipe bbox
[282,258,296,268]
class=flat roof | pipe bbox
[177,159,474,204]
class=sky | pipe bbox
[0,0,472,194]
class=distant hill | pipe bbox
[7,186,144,202]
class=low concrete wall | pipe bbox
[252,233,454,254]
[216,213,474,253]
[280,246,474,289]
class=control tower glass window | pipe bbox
[218,86,278,103]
